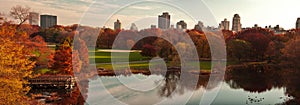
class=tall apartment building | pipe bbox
[158,12,171,29]
[194,21,204,31]
[130,23,138,31]
[176,20,187,29]
[29,12,39,25]
[296,18,300,29]
[114,19,121,30]
[220,18,230,30]
[40,15,57,28]
[232,14,242,32]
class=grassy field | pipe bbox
[44,48,234,71]
[89,50,150,63]
[90,49,236,70]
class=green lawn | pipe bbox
[90,49,237,70]
[89,50,150,63]
[36,48,235,74]
[96,60,236,70]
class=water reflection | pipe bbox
[158,70,182,97]
[29,66,300,104]
[225,66,299,104]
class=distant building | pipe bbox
[158,12,170,29]
[253,24,260,28]
[274,25,285,32]
[114,19,121,30]
[151,25,156,29]
[194,21,204,31]
[171,25,175,29]
[130,23,138,31]
[176,20,187,29]
[232,14,242,32]
[29,12,39,25]
[296,18,300,29]
[0,15,4,25]
[207,26,219,31]
[40,15,57,28]
[219,18,230,30]
[218,23,224,30]
[266,25,286,34]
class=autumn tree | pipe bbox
[170,42,193,66]
[235,28,273,60]
[140,44,157,57]
[77,25,99,47]
[0,24,35,104]
[50,36,89,74]
[154,38,174,62]
[10,5,30,27]
[73,37,89,73]
[188,30,210,58]
[227,39,253,61]
[97,28,118,48]
[281,36,300,69]
[222,30,234,40]
[28,35,51,67]
[50,38,73,74]
[112,30,138,49]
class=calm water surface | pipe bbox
[85,73,290,105]
[30,68,299,104]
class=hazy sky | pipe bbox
[1,0,299,29]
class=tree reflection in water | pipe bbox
[157,65,300,104]
[225,65,300,104]
[158,71,183,97]
[157,70,223,98]
[30,66,299,104]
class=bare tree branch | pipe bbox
[9,5,30,27]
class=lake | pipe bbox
[85,72,290,105]
[30,67,299,104]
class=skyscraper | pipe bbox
[151,25,156,29]
[158,12,170,29]
[114,19,121,30]
[29,12,39,25]
[130,23,138,31]
[0,15,4,25]
[296,18,300,29]
[176,20,187,29]
[232,14,242,32]
[220,18,230,30]
[194,21,204,31]
[40,15,57,28]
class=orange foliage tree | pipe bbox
[50,38,73,74]
[281,36,300,68]
[50,36,89,74]
[0,23,35,104]
[235,28,273,60]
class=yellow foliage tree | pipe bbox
[0,24,35,104]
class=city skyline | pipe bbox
[0,0,299,29]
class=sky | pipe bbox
[0,0,299,30]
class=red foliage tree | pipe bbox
[50,39,73,74]
[281,36,300,68]
[97,28,118,48]
[235,28,273,60]
[140,44,157,57]
[73,37,89,72]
